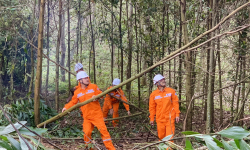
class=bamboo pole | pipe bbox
[37,2,250,128]
[104,112,143,121]
[108,94,148,114]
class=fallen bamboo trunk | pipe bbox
[104,112,143,121]
[42,137,156,141]
[108,94,148,114]
[37,2,250,128]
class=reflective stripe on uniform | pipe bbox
[85,140,91,144]
[103,138,111,142]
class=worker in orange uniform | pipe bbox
[103,78,131,127]
[62,71,116,150]
[149,74,180,143]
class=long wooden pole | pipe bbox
[37,2,250,128]
[34,0,45,126]
[105,112,142,121]
[108,94,148,114]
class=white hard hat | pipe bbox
[75,63,84,72]
[153,74,165,85]
[112,78,121,86]
[76,71,89,80]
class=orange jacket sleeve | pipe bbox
[172,90,180,117]
[64,91,78,109]
[149,93,156,122]
[119,90,129,111]
[104,94,112,109]
[94,85,102,95]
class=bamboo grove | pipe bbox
[1,0,250,139]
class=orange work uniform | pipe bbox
[149,87,180,140]
[103,87,129,127]
[64,83,116,150]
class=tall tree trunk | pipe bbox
[119,0,123,83]
[204,0,211,122]
[173,3,177,85]
[167,3,171,86]
[178,2,182,104]
[126,0,133,101]
[60,9,66,82]
[28,0,36,95]
[239,25,247,125]
[55,0,62,112]
[111,3,114,81]
[149,20,154,96]
[135,4,141,107]
[216,5,223,125]
[10,40,18,100]
[161,0,166,75]
[235,59,242,114]
[34,0,45,125]
[89,0,96,83]
[230,56,240,122]
[180,0,192,131]
[76,0,80,62]
[239,55,246,125]
[217,32,223,125]
[45,0,50,104]
[0,48,4,100]
[79,1,82,64]
[68,0,71,93]
[206,0,216,133]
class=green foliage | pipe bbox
[185,138,193,150]
[0,121,48,150]
[157,143,168,150]
[218,126,250,139]
[181,131,200,135]
[0,99,57,127]
[182,126,250,150]
[49,124,83,138]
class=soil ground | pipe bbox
[40,103,250,150]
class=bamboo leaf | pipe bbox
[157,143,168,150]
[239,139,250,150]
[181,131,200,135]
[18,135,34,150]
[212,137,224,148]
[19,127,47,136]
[0,139,12,150]
[0,121,27,135]
[221,138,234,150]
[195,135,221,150]
[162,134,172,141]
[185,138,193,150]
[218,126,250,139]
[204,138,222,150]
[228,140,239,149]
[6,136,21,150]
[234,139,240,149]
[23,135,50,150]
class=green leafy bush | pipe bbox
[182,126,250,150]
[49,124,83,138]
[0,121,49,150]
[0,99,57,127]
